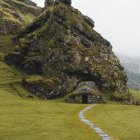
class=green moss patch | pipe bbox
[0,35,15,55]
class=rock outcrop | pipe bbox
[17,0,37,6]
[55,0,71,6]
[5,2,132,102]
[45,0,54,7]
[22,76,62,99]
[0,0,42,35]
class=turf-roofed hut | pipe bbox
[65,81,105,104]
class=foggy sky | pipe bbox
[32,0,140,58]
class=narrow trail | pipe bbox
[79,105,112,140]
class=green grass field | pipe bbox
[0,85,101,140]
[0,36,140,140]
[85,103,140,140]
[0,57,100,140]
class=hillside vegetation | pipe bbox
[0,39,100,139]
[0,0,41,35]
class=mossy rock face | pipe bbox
[0,0,42,35]
[112,91,140,105]
[55,0,71,6]
[4,51,29,71]
[45,0,54,7]
[6,2,131,102]
[112,92,134,104]
[22,75,62,99]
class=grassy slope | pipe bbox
[0,35,15,59]
[130,89,140,101]
[85,92,140,140]
[0,86,101,140]
[0,43,100,139]
[0,0,40,26]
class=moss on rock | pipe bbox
[0,0,42,35]
[22,75,62,99]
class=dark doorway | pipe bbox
[82,95,88,104]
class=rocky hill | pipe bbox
[116,54,140,90]
[0,0,42,35]
[127,71,140,90]
[5,0,133,103]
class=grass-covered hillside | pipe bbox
[0,35,16,58]
[0,0,42,63]
[0,0,41,35]
[0,60,100,140]
[0,86,101,140]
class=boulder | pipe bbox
[45,0,54,7]
[22,76,62,99]
[17,0,37,7]
[4,52,23,66]
[83,15,95,28]
[55,0,71,6]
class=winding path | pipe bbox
[79,105,112,140]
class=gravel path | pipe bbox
[79,105,112,140]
